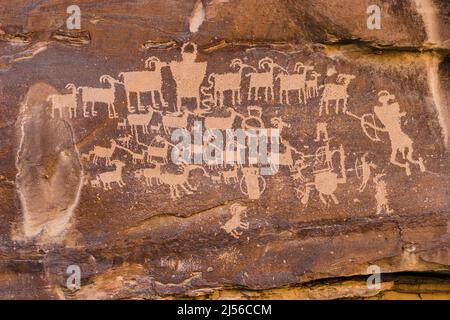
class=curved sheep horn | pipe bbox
[65,83,77,92]
[230,58,242,68]
[100,74,114,84]
[145,56,161,68]
[294,62,305,72]
[258,57,274,69]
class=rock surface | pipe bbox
[0,0,449,299]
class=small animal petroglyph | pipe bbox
[95,160,126,190]
[78,75,119,118]
[319,74,355,116]
[276,62,314,104]
[48,83,77,118]
[221,204,249,239]
[84,139,118,166]
[134,163,163,186]
[246,58,286,102]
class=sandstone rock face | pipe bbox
[0,0,449,299]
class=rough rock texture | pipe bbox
[0,0,449,299]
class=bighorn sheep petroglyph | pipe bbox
[48,83,77,118]
[201,59,255,107]
[119,56,167,113]
[305,71,322,99]
[319,74,355,116]
[85,139,118,165]
[246,58,286,102]
[96,160,126,190]
[78,75,119,118]
[276,62,314,104]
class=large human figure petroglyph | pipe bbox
[347,90,426,176]
[169,43,208,114]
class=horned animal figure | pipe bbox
[48,83,77,118]
[202,59,255,107]
[119,56,167,113]
[246,58,286,102]
[78,75,119,118]
[276,62,314,104]
[221,204,249,239]
[319,74,355,116]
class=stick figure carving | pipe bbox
[355,152,377,192]
[373,173,393,215]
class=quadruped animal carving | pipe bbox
[78,75,119,118]
[221,204,249,239]
[84,139,118,166]
[246,58,286,102]
[277,62,314,104]
[319,74,355,116]
[202,59,255,108]
[120,56,167,113]
[95,160,126,190]
[48,83,77,118]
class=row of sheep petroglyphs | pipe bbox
[44,42,427,212]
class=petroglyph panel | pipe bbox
[0,0,449,299]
